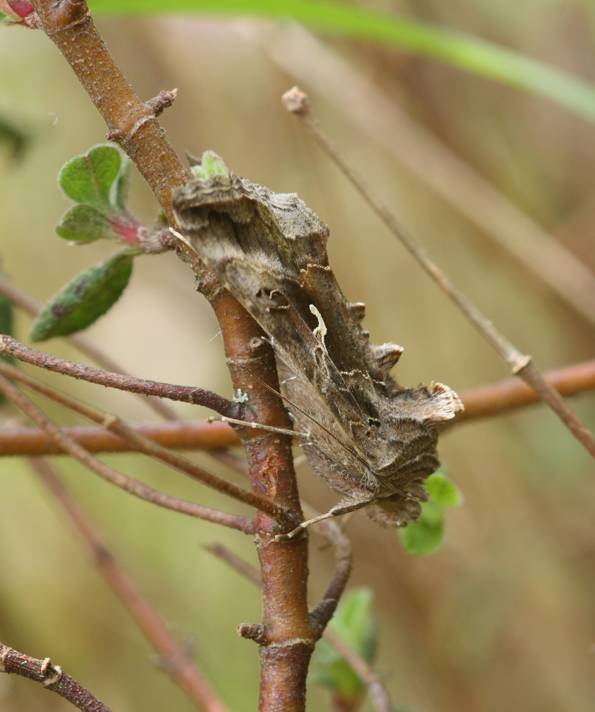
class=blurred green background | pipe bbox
[1,2,594,710]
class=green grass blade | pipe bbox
[88,0,595,123]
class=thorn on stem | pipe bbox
[145,88,178,117]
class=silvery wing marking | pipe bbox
[173,168,463,527]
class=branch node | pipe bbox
[238,623,270,645]
[38,0,88,31]
[40,657,63,687]
[266,637,316,651]
[512,354,532,375]
[0,646,9,671]
[281,85,310,116]
[106,127,123,142]
[145,88,178,116]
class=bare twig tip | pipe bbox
[282,86,310,115]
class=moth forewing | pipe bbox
[173,163,463,532]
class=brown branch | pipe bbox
[30,0,189,224]
[0,421,238,456]
[0,278,250,481]
[144,88,178,117]
[283,87,595,460]
[210,293,315,711]
[0,374,253,533]
[27,3,314,707]
[307,513,353,634]
[457,359,595,423]
[205,544,391,712]
[29,457,229,712]
[0,275,178,421]
[0,642,111,712]
[0,362,290,522]
[0,335,234,416]
[3,358,594,456]
[205,543,261,587]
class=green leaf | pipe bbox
[58,144,123,209]
[426,471,464,508]
[30,251,133,341]
[400,517,444,556]
[56,205,117,243]
[89,1,595,124]
[311,588,377,701]
[113,153,132,211]
[191,150,230,181]
[399,471,463,556]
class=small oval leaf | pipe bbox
[58,144,123,208]
[56,204,116,243]
[114,155,132,211]
[425,471,464,508]
[191,150,230,180]
[30,251,133,341]
[399,517,444,556]
[399,471,463,556]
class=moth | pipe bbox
[173,156,463,533]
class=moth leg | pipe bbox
[274,499,372,541]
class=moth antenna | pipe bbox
[210,415,309,439]
[258,380,371,471]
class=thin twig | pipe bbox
[323,629,391,712]
[0,641,111,712]
[29,457,229,712]
[0,335,234,416]
[205,543,392,712]
[282,87,595,459]
[0,374,253,533]
[0,274,244,477]
[307,511,353,634]
[0,362,290,522]
[0,421,237,456]
[456,359,595,423]
[0,275,178,420]
[205,543,261,587]
[235,23,595,328]
[3,358,594,456]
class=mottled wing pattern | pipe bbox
[173,172,463,526]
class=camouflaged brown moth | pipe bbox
[173,153,463,535]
